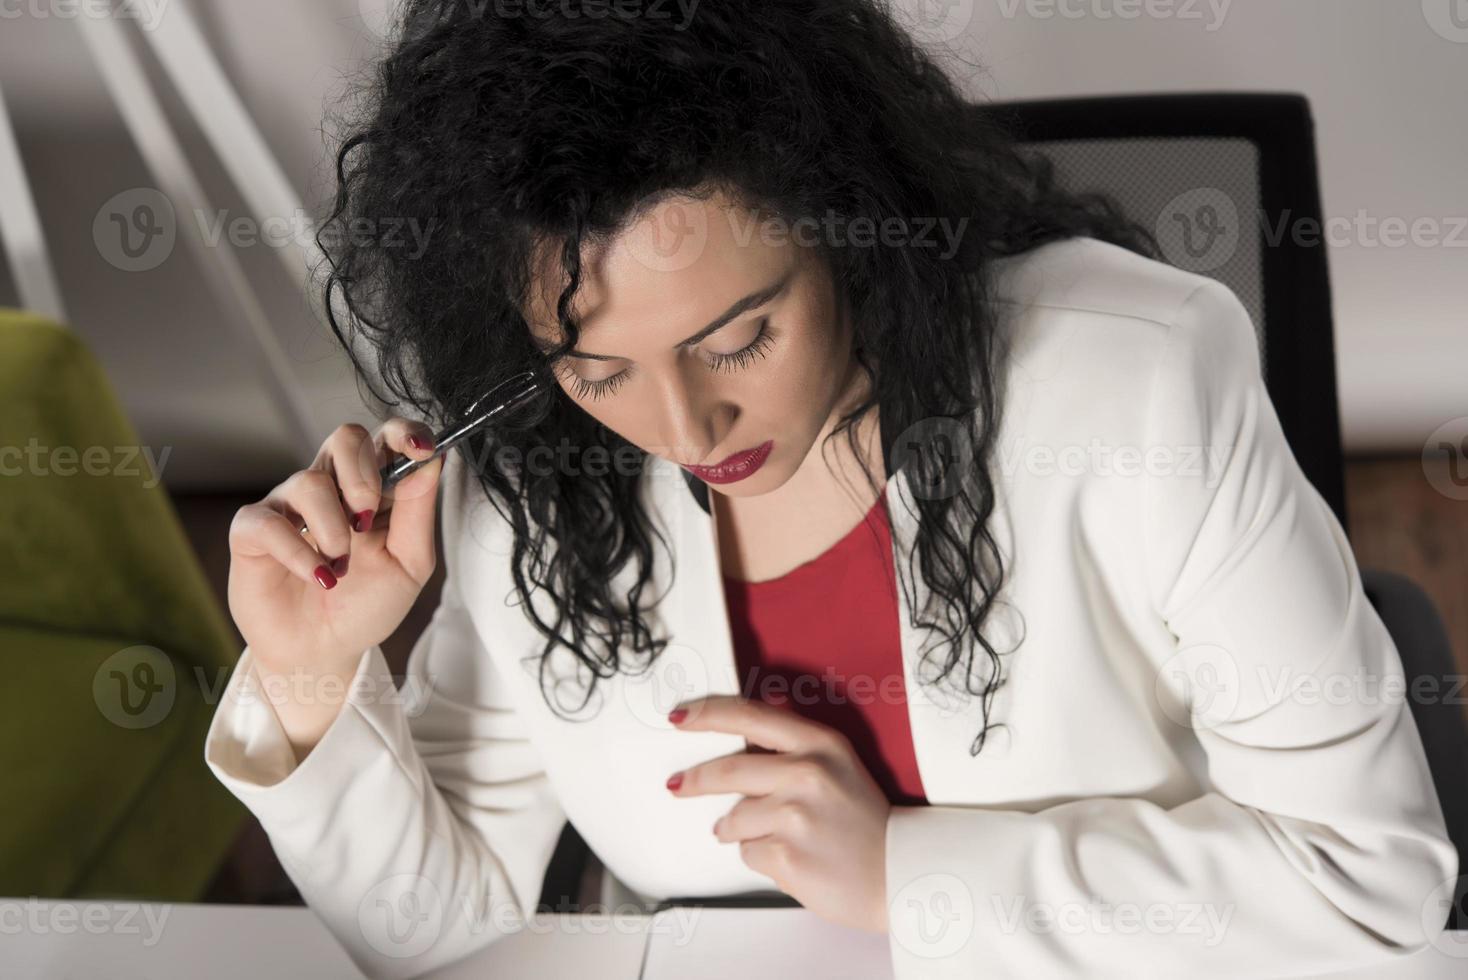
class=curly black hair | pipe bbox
[317,0,1164,757]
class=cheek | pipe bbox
[563,385,656,448]
[763,308,846,399]
[555,376,614,425]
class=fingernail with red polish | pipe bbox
[352,510,374,533]
[409,434,435,452]
[330,555,349,578]
[313,565,338,590]
[668,707,688,725]
[666,771,683,792]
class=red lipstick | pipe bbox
[683,440,774,485]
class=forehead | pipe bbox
[524,190,799,341]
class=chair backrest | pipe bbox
[974,92,1348,534]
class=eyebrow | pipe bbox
[531,269,793,361]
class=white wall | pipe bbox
[0,0,385,488]
[913,0,1468,454]
[0,0,1461,489]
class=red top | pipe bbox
[720,486,929,806]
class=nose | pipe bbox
[651,368,733,467]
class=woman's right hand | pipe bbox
[226,419,444,740]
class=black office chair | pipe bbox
[539,92,1468,930]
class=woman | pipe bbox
[205,1,1456,977]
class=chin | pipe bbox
[709,477,768,498]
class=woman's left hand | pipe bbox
[666,694,892,934]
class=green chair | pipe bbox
[0,309,247,901]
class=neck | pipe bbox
[718,352,885,521]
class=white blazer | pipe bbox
[204,236,1458,980]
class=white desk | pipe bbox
[1,898,1464,979]
[0,899,649,980]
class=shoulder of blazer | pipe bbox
[989,234,1232,334]
[985,236,1255,407]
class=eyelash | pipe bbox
[565,318,775,402]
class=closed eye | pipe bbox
[704,317,774,373]
[564,318,775,401]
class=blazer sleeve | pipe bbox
[203,562,568,979]
[881,279,1459,979]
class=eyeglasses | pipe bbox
[379,369,546,490]
[297,369,547,540]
